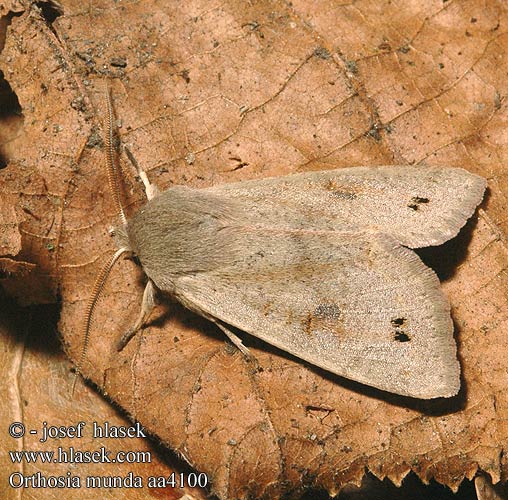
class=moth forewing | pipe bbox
[146,229,458,399]
[206,166,487,248]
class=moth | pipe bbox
[76,93,486,400]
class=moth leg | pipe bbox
[213,321,258,364]
[124,146,159,201]
[116,279,156,351]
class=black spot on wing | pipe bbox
[391,317,411,342]
[407,196,430,211]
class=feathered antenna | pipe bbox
[105,88,128,226]
[72,88,129,394]
[72,247,128,394]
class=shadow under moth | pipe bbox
[76,92,486,400]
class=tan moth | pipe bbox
[75,92,486,399]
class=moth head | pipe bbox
[110,223,133,255]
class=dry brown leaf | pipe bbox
[1,0,508,499]
[0,298,208,500]
[475,473,508,500]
